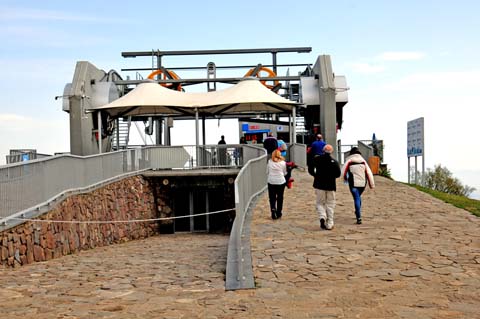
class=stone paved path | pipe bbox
[0,171,479,318]
[250,171,480,318]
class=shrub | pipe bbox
[423,164,475,197]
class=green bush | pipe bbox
[378,167,392,179]
[423,164,476,197]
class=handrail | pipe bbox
[0,145,248,225]
[226,149,267,290]
[0,169,150,232]
[1,143,306,291]
[225,143,306,290]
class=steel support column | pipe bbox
[314,55,337,155]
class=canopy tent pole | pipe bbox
[155,118,162,145]
[195,108,199,147]
[291,106,297,143]
[195,108,199,168]
[97,111,102,154]
[202,114,206,145]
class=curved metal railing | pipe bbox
[1,143,306,291]
[226,147,267,290]
[0,145,248,229]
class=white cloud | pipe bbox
[0,57,75,81]
[0,24,110,48]
[376,51,426,61]
[379,70,480,93]
[349,63,385,74]
[0,7,118,23]
[0,113,69,165]
[0,114,32,127]
[346,51,427,75]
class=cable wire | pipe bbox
[12,208,235,224]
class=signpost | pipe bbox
[407,117,425,184]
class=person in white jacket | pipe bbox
[341,147,375,224]
[267,149,287,219]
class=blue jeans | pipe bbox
[349,187,365,220]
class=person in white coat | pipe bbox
[342,147,375,224]
[267,149,287,219]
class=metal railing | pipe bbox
[0,150,145,228]
[0,145,249,227]
[340,140,379,164]
[226,147,267,290]
[225,143,306,290]
[147,144,246,169]
[287,143,307,167]
[1,143,307,291]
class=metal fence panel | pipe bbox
[1,143,309,290]
[0,145,259,222]
[288,143,307,168]
[226,148,267,290]
[0,151,134,221]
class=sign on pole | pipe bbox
[407,117,424,157]
[407,117,425,184]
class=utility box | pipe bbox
[368,156,380,175]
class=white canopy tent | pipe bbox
[88,78,302,152]
[91,78,299,117]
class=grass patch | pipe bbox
[406,183,480,217]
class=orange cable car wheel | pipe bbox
[147,69,182,91]
[244,67,279,90]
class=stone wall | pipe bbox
[0,175,159,268]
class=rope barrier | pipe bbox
[11,208,235,224]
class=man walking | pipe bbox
[263,132,278,156]
[310,134,326,156]
[309,144,341,230]
[307,134,326,174]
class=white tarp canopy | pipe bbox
[90,78,300,117]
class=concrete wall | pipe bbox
[0,176,160,268]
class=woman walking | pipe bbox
[267,149,287,219]
[342,147,375,224]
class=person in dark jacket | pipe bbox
[217,135,227,165]
[263,132,278,156]
[309,144,341,230]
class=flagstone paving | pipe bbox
[1,171,479,318]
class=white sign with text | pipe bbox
[407,117,424,157]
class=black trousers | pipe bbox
[268,183,286,214]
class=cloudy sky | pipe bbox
[0,0,478,198]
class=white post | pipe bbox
[422,155,425,186]
[414,156,418,184]
[422,132,425,186]
[408,157,411,184]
